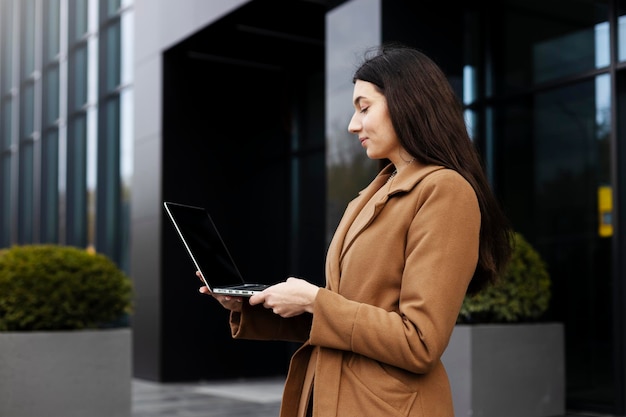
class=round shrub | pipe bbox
[458,232,551,323]
[0,244,133,331]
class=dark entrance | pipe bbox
[160,1,329,381]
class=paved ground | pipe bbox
[132,376,596,417]
[131,376,284,417]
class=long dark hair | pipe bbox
[353,43,512,293]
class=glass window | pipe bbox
[18,141,34,243]
[43,65,60,127]
[120,8,133,85]
[40,129,59,243]
[69,44,88,111]
[289,72,325,277]
[497,76,614,408]
[96,97,120,259]
[0,96,12,246]
[326,0,381,235]
[20,83,35,137]
[0,153,11,247]
[69,0,88,43]
[101,21,121,92]
[20,0,36,79]
[119,88,133,271]
[66,114,88,247]
[617,0,626,61]
[101,0,121,21]
[1,0,14,92]
[1,99,12,150]
[0,98,12,245]
[43,0,60,64]
[498,0,609,94]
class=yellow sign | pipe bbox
[598,185,613,237]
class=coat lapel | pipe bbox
[325,163,446,292]
[325,166,394,292]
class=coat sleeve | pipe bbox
[229,302,313,343]
[309,171,480,373]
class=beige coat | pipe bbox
[230,163,481,417]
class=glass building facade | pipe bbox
[0,0,133,270]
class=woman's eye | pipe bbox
[360,107,369,114]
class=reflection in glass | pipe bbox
[121,9,134,85]
[1,0,14,91]
[87,106,97,249]
[463,65,478,140]
[66,114,88,247]
[70,45,88,111]
[1,154,11,246]
[500,0,608,93]
[121,89,133,188]
[0,97,11,243]
[594,22,610,68]
[1,101,12,150]
[43,65,60,127]
[120,89,133,269]
[69,0,89,43]
[96,97,120,259]
[21,84,35,137]
[103,22,121,92]
[21,0,36,79]
[102,0,122,21]
[499,76,613,408]
[18,142,34,243]
[617,0,626,61]
[41,130,60,242]
[464,8,487,99]
[43,0,61,63]
[595,75,612,239]
[326,0,380,238]
[533,21,609,85]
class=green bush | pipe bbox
[458,232,551,323]
[0,244,133,331]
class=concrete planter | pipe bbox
[0,328,132,417]
[442,323,565,417]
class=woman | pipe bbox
[199,43,512,417]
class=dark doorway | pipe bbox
[160,0,328,381]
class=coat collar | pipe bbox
[374,162,446,196]
[327,163,446,275]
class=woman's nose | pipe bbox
[348,114,360,133]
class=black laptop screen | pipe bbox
[164,202,245,288]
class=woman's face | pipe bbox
[348,80,404,164]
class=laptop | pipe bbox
[163,201,271,297]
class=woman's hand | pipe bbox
[249,277,320,318]
[197,271,243,312]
